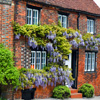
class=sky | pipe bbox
[94,0,100,8]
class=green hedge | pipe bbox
[79,83,94,98]
[52,85,71,99]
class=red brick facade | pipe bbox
[1,0,100,99]
[77,47,100,96]
[0,0,14,51]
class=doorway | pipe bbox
[71,50,79,89]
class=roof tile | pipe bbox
[34,0,100,15]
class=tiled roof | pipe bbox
[34,0,100,15]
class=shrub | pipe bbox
[0,97,7,100]
[0,44,20,88]
[78,83,94,98]
[52,85,71,99]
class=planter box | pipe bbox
[21,88,36,100]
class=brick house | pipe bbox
[0,0,100,99]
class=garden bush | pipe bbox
[0,44,20,88]
[78,83,94,98]
[52,85,71,99]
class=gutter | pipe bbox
[28,0,100,17]
[77,13,80,30]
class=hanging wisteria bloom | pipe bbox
[95,46,98,50]
[75,32,79,37]
[70,40,78,48]
[79,41,85,46]
[53,39,57,44]
[46,31,56,40]
[32,41,37,49]
[46,43,54,52]
[63,32,67,36]
[90,36,93,41]
[15,34,21,39]
[28,37,32,46]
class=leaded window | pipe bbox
[85,52,97,72]
[31,51,46,69]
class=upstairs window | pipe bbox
[87,19,95,34]
[58,14,67,28]
[27,8,39,25]
[85,52,97,72]
[31,51,46,69]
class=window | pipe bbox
[58,14,67,28]
[31,51,46,69]
[27,8,39,25]
[87,19,94,34]
[85,52,97,72]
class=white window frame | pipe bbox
[58,14,67,28]
[33,9,38,25]
[27,8,32,25]
[31,51,36,69]
[31,51,46,69]
[27,8,39,25]
[87,19,94,34]
[85,52,96,72]
[41,51,46,69]
[36,51,41,69]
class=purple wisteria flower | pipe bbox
[53,39,57,44]
[85,41,88,44]
[91,36,93,41]
[46,31,56,40]
[80,42,85,46]
[15,34,21,39]
[95,46,98,50]
[28,37,32,46]
[75,32,79,37]
[70,40,78,48]
[50,67,56,72]
[46,43,54,52]
[63,32,67,36]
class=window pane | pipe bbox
[36,52,41,69]
[31,51,35,68]
[88,53,91,71]
[27,10,29,16]
[87,19,94,34]
[91,20,94,33]
[62,16,66,22]
[27,8,32,24]
[41,52,46,69]
[29,10,31,16]
[92,53,95,71]
[62,16,67,28]
[58,15,62,22]
[33,10,38,25]
[85,53,87,71]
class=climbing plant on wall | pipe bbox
[12,21,100,89]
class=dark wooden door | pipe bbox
[72,50,78,89]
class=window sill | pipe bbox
[84,71,96,73]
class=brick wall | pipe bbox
[77,47,100,96]
[68,12,78,29]
[96,18,100,34]
[79,14,87,34]
[0,0,14,50]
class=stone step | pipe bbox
[70,89,78,93]
[71,93,82,98]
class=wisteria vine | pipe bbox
[13,22,100,89]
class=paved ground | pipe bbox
[34,96,100,100]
